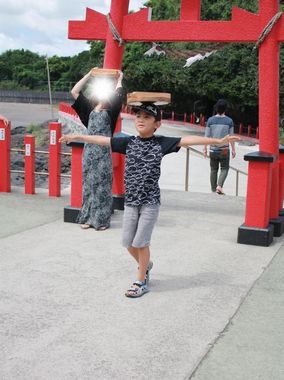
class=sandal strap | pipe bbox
[133,281,144,287]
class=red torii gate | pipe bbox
[68,0,284,246]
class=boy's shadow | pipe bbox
[150,272,231,293]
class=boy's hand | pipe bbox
[220,135,240,145]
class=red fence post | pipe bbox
[63,142,84,223]
[247,124,252,137]
[239,123,243,135]
[256,127,259,139]
[279,146,284,213]
[200,114,205,127]
[24,135,35,195]
[70,144,83,208]
[0,120,11,192]
[48,122,62,197]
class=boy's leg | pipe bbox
[127,246,139,264]
[137,246,150,282]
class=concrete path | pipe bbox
[0,188,283,380]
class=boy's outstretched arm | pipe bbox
[59,134,111,146]
[178,134,240,148]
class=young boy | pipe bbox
[59,103,239,298]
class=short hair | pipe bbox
[215,99,227,114]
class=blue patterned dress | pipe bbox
[72,89,123,229]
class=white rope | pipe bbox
[254,11,283,49]
[106,13,124,46]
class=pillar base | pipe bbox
[269,216,284,237]
[113,195,124,210]
[64,206,80,223]
[237,223,274,247]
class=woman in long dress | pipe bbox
[71,69,124,230]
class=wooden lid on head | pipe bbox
[91,68,120,77]
[127,92,171,106]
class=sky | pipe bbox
[0,0,146,57]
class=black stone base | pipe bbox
[279,209,284,217]
[269,216,284,237]
[112,195,124,211]
[237,223,274,247]
[64,206,80,223]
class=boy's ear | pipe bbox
[155,121,161,129]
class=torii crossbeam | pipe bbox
[68,0,284,246]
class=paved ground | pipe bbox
[0,102,283,380]
[0,102,58,127]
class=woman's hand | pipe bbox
[0,115,9,126]
[59,134,77,144]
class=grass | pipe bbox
[26,123,48,146]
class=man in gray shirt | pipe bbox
[203,99,236,194]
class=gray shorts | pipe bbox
[122,204,160,248]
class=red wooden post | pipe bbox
[247,125,252,137]
[0,120,11,192]
[200,114,205,127]
[103,0,129,210]
[238,152,275,246]
[245,161,273,227]
[278,147,284,211]
[70,144,83,208]
[111,117,125,204]
[257,2,283,238]
[24,135,35,195]
[171,111,175,121]
[48,122,62,197]
[180,0,201,20]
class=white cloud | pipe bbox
[0,0,146,57]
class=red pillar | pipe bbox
[258,3,280,220]
[238,152,275,246]
[103,0,129,69]
[244,160,273,228]
[24,135,35,195]
[0,120,11,192]
[103,0,129,209]
[48,122,62,197]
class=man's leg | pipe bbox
[210,156,219,192]
[218,153,230,188]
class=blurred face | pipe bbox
[88,77,115,106]
[135,111,161,138]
